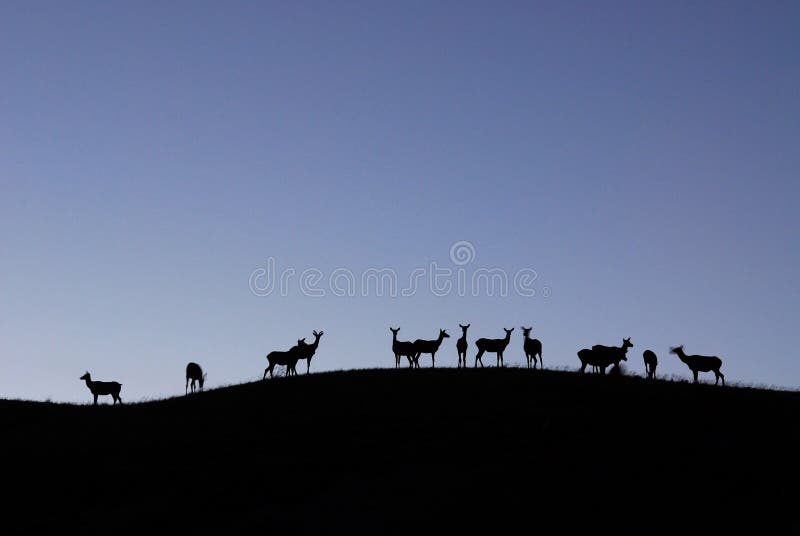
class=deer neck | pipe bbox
[310,336,321,350]
[497,334,510,349]
[84,378,94,390]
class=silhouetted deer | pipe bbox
[185,362,206,394]
[296,330,324,374]
[456,324,470,368]
[643,350,658,380]
[670,345,725,385]
[390,327,416,368]
[80,372,123,405]
[264,340,305,379]
[578,337,633,374]
[521,326,543,369]
[475,328,514,367]
[412,329,450,368]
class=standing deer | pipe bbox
[521,326,543,369]
[456,324,470,368]
[297,330,324,374]
[185,362,206,394]
[670,345,725,385]
[412,329,450,368]
[264,339,305,379]
[643,350,658,380]
[578,337,633,374]
[475,328,514,367]
[79,372,123,405]
[390,327,416,368]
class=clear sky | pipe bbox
[1,1,798,402]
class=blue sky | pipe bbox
[1,1,798,402]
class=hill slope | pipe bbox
[2,368,798,534]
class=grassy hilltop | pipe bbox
[2,368,798,534]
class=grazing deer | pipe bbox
[578,337,633,374]
[475,328,514,367]
[390,327,416,369]
[296,330,324,374]
[185,362,206,394]
[79,372,123,405]
[264,339,305,379]
[670,345,725,385]
[643,350,658,380]
[412,329,450,368]
[521,326,543,369]
[456,324,470,368]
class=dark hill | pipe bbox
[2,368,798,534]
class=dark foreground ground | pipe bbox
[2,368,799,534]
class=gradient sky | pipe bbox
[1,1,798,402]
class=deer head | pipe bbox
[623,337,633,349]
[670,345,684,356]
[504,328,514,336]
[459,324,470,331]
[390,327,400,335]
[521,326,532,337]
[313,330,324,339]
[440,329,450,339]
[80,372,91,381]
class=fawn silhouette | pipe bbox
[578,337,633,374]
[475,328,514,367]
[80,372,123,405]
[456,324,470,368]
[521,326,543,369]
[642,350,658,380]
[296,330,323,374]
[264,339,305,379]
[390,327,416,368]
[412,329,450,368]
[670,345,725,385]
[185,362,206,394]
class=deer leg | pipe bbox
[432,352,436,368]
[693,370,698,383]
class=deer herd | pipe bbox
[78,326,727,404]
